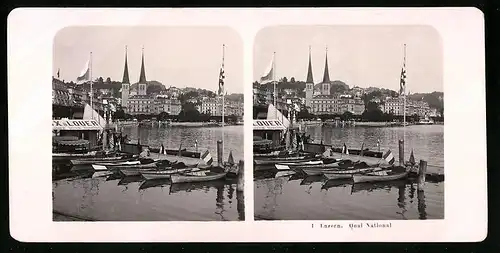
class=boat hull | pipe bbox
[139,167,201,180]
[70,156,133,165]
[94,160,141,166]
[120,168,159,177]
[352,171,408,183]
[170,172,227,184]
[254,157,316,166]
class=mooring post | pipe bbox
[237,160,244,192]
[102,130,107,150]
[217,140,223,166]
[418,159,427,190]
[398,139,404,166]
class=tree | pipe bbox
[106,77,112,83]
[113,109,126,120]
[290,77,296,83]
[297,108,313,119]
[158,111,169,121]
[342,111,354,120]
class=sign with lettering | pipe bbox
[52,120,103,131]
[253,120,286,131]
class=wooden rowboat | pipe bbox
[94,160,142,166]
[352,169,409,183]
[276,160,323,166]
[323,167,380,179]
[139,167,206,180]
[305,167,376,177]
[92,162,159,171]
[70,156,136,165]
[254,156,317,166]
[170,171,227,184]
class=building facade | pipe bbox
[199,97,244,116]
[310,94,365,115]
[382,97,431,117]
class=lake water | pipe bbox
[53,125,245,221]
[254,124,444,220]
[122,125,244,163]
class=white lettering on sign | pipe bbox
[253,120,286,131]
[52,120,102,130]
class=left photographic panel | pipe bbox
[52,26,245,221]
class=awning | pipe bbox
[52,119,103,131]
[253,120,286,131]
[57,139,90,146]
[53,136,79,142]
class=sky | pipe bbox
[254,25,443,93]
[53,26,243,94]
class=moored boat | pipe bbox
[92,162,159,171]
[305,166,376,177]
[170,171,227,184]
[352,168,409,183]
[70,156,137,165]
[120,168,160,177]
[94,160,142,166]
[254,156,318,166]
[139,167,204,179]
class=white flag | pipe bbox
[260,54,274,83]
[76,59,90,83]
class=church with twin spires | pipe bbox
[120,47,181,116]
[304,46,365,116]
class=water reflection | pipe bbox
[53,163,245,221]
[418,189,427,220]
[121,125,244,163]
[254,169,439,220]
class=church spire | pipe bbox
[139,46,147,84]
[122,46,130,84]
[306,46,314,83]
[322,46,330,83]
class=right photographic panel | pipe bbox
[253,25,444,221]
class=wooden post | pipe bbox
[102,130,107,150]
[418,160,427,190]
[398,139,404,166]
[237,160,244,192]
[217,140,223,166]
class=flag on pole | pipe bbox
[76,59,91,84]
[260,55,274,83]
[383,149,395,165]
[218,62,225,95]
[399,55,406,96]
[201,150,213,165]
[409,149,416,166]
[227,150,235,166]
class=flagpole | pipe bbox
[222,44,225,156]
[90,52,93,120]
[403,44,406,128]
[273,52,277,119]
